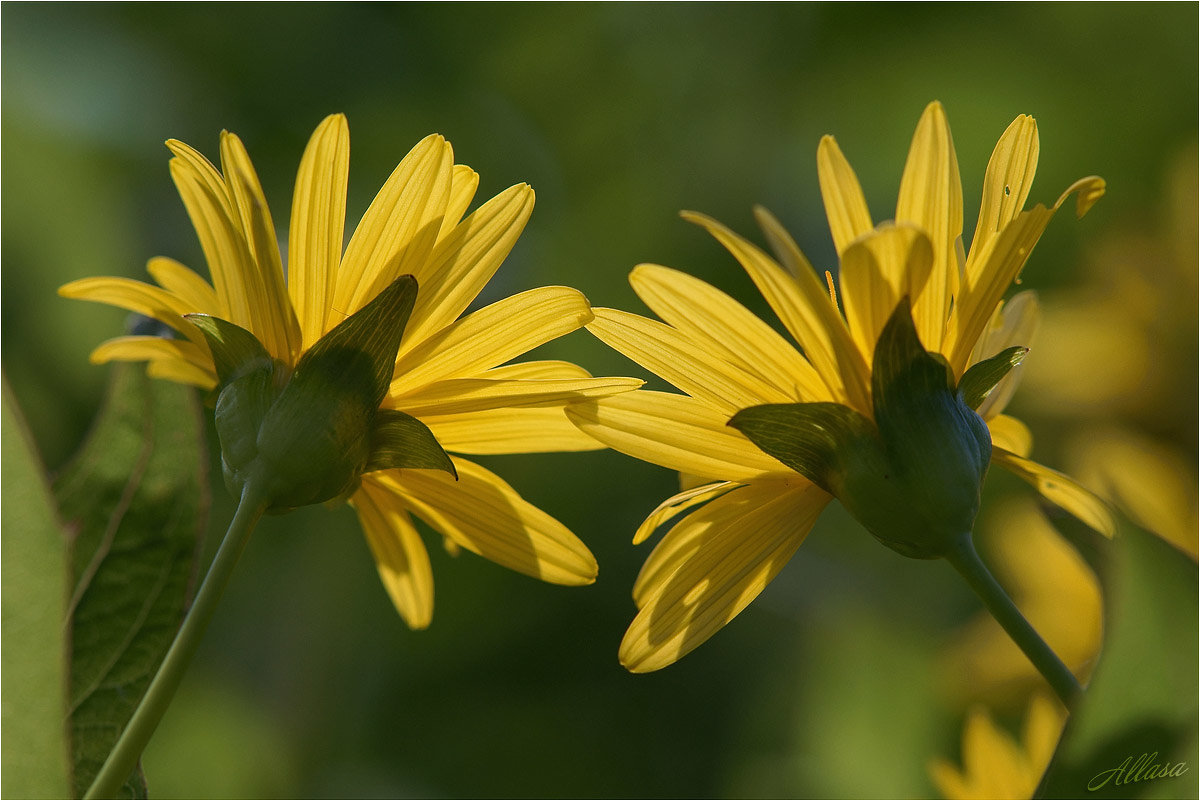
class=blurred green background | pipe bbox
[3,3,1196,797]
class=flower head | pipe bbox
[569,101,1111,671]
[61,114,641,628]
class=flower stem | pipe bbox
[84,483,267,799]
[944,534,1083,709]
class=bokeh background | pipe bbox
[3,3,1196,797]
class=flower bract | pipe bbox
[569,101,1113,671]
[61,115,642,628]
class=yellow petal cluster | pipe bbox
[61,115,642,628]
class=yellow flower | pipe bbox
[929,690,1065,800]
[61,114,641,628]
[569,101,1110,672]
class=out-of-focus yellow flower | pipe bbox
[930,691,1065,800]
[61,115,641,628]
[569,101,1109,671]
[1023,147,1198,560]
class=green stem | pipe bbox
[84,483,267,799]
[944,534,1083,709]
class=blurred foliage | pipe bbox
[2,3,1196,797]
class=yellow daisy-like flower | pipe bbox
[929,691,1066,800]
[569,101,1111,672]
[61,114,641,628]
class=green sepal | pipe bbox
[184,313,274,386]
[857,299,992,558]
[295,274,418,410]
[728,402,876,493]
[957,346,1028,409]
[365,409,458,479]
[204,275,430,512]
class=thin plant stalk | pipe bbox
[84,483,268,799]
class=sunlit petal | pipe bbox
[629,264,827,401]
[391,287,592,394]
[336,134,453,316]
[682,211,871,412]
[353,479,435,629]
[400,183,535,350]
[381,459,598,586]
[991,448,1115,537]
[896,101,963,351]
[565,391,787,482]
[621,480,827,672]
[817,135,874,255]
[288,114,349,349]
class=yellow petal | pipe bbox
[838,223,934,361]
[564,391,787,482]
[620,480,827,672]
[632,481,739,546]
[391,287,592,394]
[968,114,1039,259]
[380,459,598,585]
[628,264,827,402]
[422,407,607,454]
[145,358,219,389]
[89,336,216,389]
[587,307,788,414]
[1057,175,1107,219]
[220,130,301,362]
[682,211,871,413]
[287,114,349,350]
[961,706,1032,797]
[166,140,256,334]
[753,205,817,281]
[817,135,874,255]
[353,479,435,629]
[986,414,1033,458]
[400,183,535,351]
[1022,691,1066,770]
[437,164,480,242]
[393,375,643,417]
[335,134,453,316]
[990,448,1115,537]
[947,205,1055,372]
[58,276,207,346]
[145,257,219,313]
[472,360,594,380]
[896,101,963,351]
[1068,428,1199,558]
[950,176,1102,371]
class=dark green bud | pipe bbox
[187,275,455,513]
[731,299,1004,559]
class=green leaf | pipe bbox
[1037,519,1198,798]
[184,314,273,387]
[297,274,418,408]
[55,363,210,798]
[727,402,876,493]
[1,377,71,798]
[957,346,1028,410]
[365,409,458,479]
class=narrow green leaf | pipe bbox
[1037,519,1198,799]
[1,378,71,798]
[298,274,418,408]
[957,346,1028,409]
[55,363,210,798]
[728,402,876,492]
[184,314,272,387]
[366,409,458,479]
